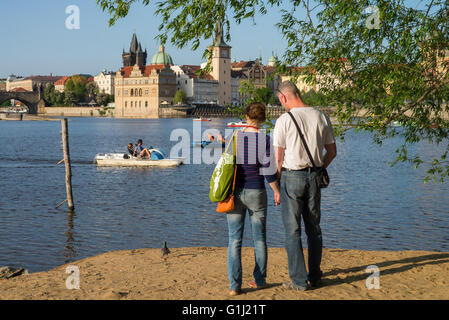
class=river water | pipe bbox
[0,117,448,272]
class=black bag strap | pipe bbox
[287,111,317,169]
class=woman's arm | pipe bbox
[268,180,281,206]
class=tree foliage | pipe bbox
[97,92,114,106]
[1,100,12,107]
[173,89,187,104]
[97,0,449,182]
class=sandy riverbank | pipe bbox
[0,247,448,300]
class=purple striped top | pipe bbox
[230,131,277,190]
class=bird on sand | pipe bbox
[161,242,170,256]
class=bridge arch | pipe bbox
[0,91,47,115]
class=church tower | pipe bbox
[122,33,147,67]
[209,22,231,107]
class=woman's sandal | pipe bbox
[248,281,268,289]
[229,289,241,296]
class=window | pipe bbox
[117,90,120,96]
[139,88,142,96]
[130,89,134,96]
[145,101,148,107]
[145,90,149,95]
[125,101,127,107]
[125,90,128,96]
[139,101,141,107]
[131,101,133,107]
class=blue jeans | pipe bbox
[226,188,268,291]
[281,169,323,288]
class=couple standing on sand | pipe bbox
[225,80,337,296]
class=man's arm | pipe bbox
[275,146,285,180]
[322,143,337,169]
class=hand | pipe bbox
[273,190,281,206]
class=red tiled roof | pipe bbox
[54,76,70,86]
[87,77,94,82]
[120,65,166,78]
[231,61,255,69]
[11,87,29,92]
[180,65,214,80]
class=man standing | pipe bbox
[273,81,337,290]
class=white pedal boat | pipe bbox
[94,149,184,167]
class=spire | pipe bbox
[213,21,230,47]
[130,33,138,53]
[137,42,142,53]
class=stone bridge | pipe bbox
[0,85,46,114]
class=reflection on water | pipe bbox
[63,210,77,264]
[0,117,448,272]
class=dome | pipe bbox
[268,53,278,66]
[151,46,173,65]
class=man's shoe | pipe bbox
[308,271,323,288]
[282,282,309,291]
[309,278,322,288]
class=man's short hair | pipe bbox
[277,80,301,98]
[137,139,143,144]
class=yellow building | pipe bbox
[114,63,177,118]
[6,75,62,92]
[281,67,318,93]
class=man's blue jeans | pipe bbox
[226,188,268,291]
[280,169,322,288]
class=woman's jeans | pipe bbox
[226,188,268,291]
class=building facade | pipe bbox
[54,76,70,92]
[94,70,115,95]
[171,65,218,104]
[6,75,62,92]
[114,64,177,118]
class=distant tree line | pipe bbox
[44,75,114,107]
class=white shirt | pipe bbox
[273,107,335,170]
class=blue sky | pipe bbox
[0,0,428,78]
[0,0,295,78]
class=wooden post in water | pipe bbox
[61,118,74,210]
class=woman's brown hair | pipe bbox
[244,102,266,123]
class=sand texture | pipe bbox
[1,247,448,300]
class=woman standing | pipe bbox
[225,103,280,296]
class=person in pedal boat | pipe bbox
[134,139,152,158]
[127,143,135,156]
[201,133,226,149]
